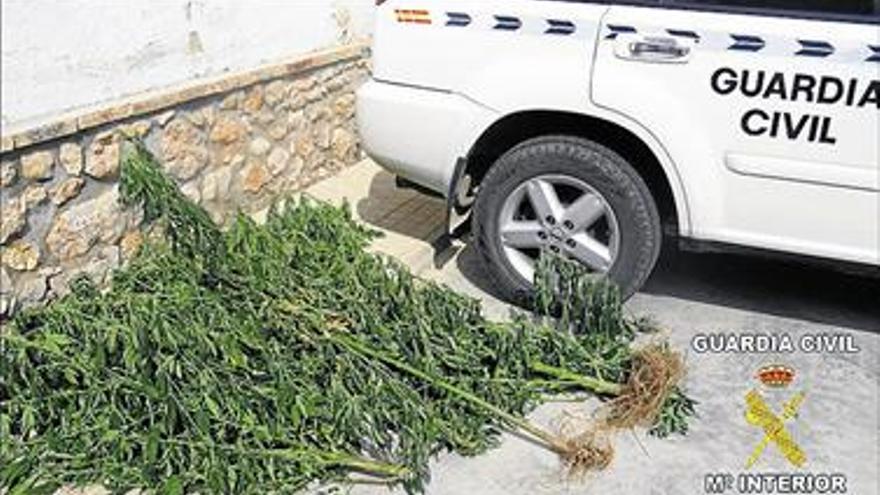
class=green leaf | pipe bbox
[145,428,160,463]
[204,394,220,417]
[24,481,61,495]
[161,475,184,495]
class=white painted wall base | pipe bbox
[1,0,373,131]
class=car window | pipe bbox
[666,0,877,18]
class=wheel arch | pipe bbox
[463,110,690,236]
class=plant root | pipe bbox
[605,344,685,430]
[545,344,686,477]
[558,427,615,476]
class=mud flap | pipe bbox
[445,157,475,238]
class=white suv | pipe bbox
[357,0,879,302]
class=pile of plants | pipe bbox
[0,144,695,495]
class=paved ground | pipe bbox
[308,161,880,495]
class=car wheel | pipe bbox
[473,135,661,305]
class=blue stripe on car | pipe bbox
[729,34,765,51]
[667,29,700,41]
[546,19,576,35]
[494,15,522,31]
[446,12,471,27]
[605,24,636,39]
[439,16,867,63]
[796,39,834,57]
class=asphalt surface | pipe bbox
[407,242,879,495]
[309,162,879,495]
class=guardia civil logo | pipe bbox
[744,364,807,469]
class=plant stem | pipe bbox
[530,361,622,396]
[158,437,410,480]
[318,452,411,479]
[330,334,569,454]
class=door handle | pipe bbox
[616,35,692,63]
[630,38,689,58]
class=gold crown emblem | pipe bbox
[756,364,795,388]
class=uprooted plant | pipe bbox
[0,142,695,494]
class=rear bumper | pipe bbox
[356,79,498,196]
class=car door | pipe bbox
[592,0,879,266]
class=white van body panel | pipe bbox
[593,6,879,264]
[357,0,880,267]
[356,81,498,193]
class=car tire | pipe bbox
[473,135,662,306]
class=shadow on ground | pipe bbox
[454,238,880,333]
[642,243,880,333]
[355,169,446,242]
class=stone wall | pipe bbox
[0,44,370,318]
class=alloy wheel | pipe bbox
[497,174,620,283]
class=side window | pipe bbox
[668,0,877,17]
